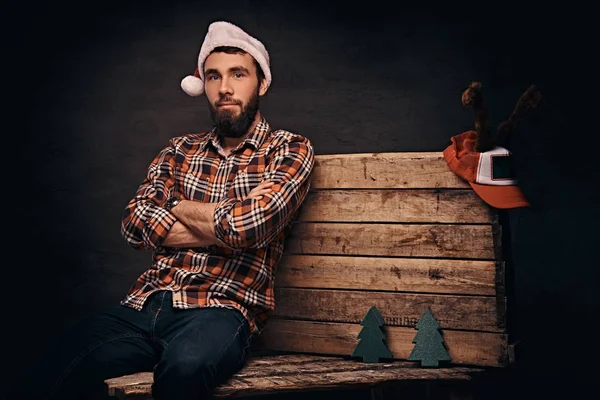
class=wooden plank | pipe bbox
[256,320,508,367]
[490,211,507,331]
[286,223,495,260]
[107,373,151,397]
[311,152,470,189]
[106,354,486,399]
[277,255,496,295]
[273,288,501,332]
[298,189,491,224]
[222,363,482,397]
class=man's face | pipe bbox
[204,52,267,138]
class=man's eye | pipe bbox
[208,75,219,81]
[234,73,244,79]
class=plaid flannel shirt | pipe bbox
[120,118,314,334]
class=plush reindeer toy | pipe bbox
[461,82,543,151]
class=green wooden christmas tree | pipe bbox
[408,308,452,367]
[351,306,393,363]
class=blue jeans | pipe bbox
[13,291,252,400]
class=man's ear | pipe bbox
[258,79,268,96]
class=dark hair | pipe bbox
[209,46,266,84]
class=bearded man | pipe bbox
[15,21,314,400]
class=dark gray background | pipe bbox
[6,0,599,398]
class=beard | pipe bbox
[209,90,260,139]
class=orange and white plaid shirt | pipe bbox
[120,118,314,334]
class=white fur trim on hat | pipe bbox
[180,21,271,97]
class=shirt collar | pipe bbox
[200,118,271,153]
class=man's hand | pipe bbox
[244,180,274,201]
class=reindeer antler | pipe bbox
[462,82,494,152]
[496,84,543,148]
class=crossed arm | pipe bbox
[121,135,314,251]
[162,181,274,248]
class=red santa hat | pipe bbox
[180,21,272,97]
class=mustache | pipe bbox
[215,97,243,107]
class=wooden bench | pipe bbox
[106,152,512,399]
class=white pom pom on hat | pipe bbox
[180,21,272,97]
[180,68,204,97]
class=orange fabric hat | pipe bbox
[443,130,530,209]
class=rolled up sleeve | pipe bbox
[214,135,314,249]
[121,140,179,251]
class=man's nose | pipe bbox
[219,78,233,96]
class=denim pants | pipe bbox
[13,291,252,400]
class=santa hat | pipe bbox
[443,130,530,209]
[181,21,272,97]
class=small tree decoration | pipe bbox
[351,306,393,363]
[408,308,452,367]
